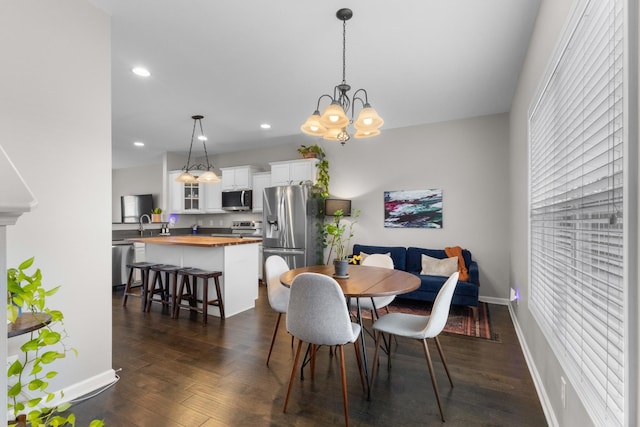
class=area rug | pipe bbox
[361,299,498,341]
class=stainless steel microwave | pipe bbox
[222,190,252,211]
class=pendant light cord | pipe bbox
[342,18,347,86]
[199,118,213,170]
[184,118,197,171]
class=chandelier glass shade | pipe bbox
[300,8,383,145]
[175,115,220,184]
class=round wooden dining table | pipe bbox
[280,263,420,399]
[280,264,420,297]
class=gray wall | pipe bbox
[2,0,115,399]
[508,0,640,426]
[113,113,511,301]
[112,163,163,223]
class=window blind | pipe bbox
[528,1,625,426]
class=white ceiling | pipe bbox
[90,0,541,169]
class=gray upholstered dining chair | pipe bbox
[264,255,291,366]
[283,272,365,427]
[371,271,459,422]
[350,253,396,319]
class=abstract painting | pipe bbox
[384,189,443,228]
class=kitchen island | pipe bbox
[126,236,261,318]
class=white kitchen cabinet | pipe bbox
[167,170,204,213]
[251,172,271,212]
[168,170,185,213]
[269,158,318,186]
[221,166,258,191]
[203,180,223,213]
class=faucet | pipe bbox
[139,214,151,236]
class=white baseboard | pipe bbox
[507,303,559,427]
[61,369,118,404]
[8,368,118,420]
[479,295,509,305]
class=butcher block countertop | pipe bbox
[126,235,261,247]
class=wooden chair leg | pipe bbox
[200,277,208,326]
[122,267,135,306]
[266,313,282,366]
[421,338,445,422]
[213,275,225,319]
[145,270,162,312]
[471,306,479,322]
[338,345,350,427]
[434,336,454,388]
[284,340,304,413]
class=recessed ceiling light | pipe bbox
[260,123,271,129]
[132,67,151,77]
[133,141,145,147]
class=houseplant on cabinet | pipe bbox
[323,209,360,277]
[6,257,104,427]
[297,144,330,199]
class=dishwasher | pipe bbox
[112,242,134,287]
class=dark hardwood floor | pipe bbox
[68,285,547,426]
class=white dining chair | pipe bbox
[283,272,365,427]
[264,255,291,366]
[371,271,459,422]
[350,253,396,319]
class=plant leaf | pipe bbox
[7,382,22,397]
[7,359,24,376]
[18,257,35,271]
[26,396,43,407]
[41,350,63,364]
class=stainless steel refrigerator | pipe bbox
[262,185,321,269]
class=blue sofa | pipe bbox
[352,244,480,309]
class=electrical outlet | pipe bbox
[561,376,566,408]
[510,287,519,305]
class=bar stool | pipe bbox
[173,268,224,325]
[122,262,157,309]
[145,264,183,313]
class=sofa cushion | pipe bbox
[401,273,479,307]
[353,244,406,271]
[420,254,458,276]
[407,246,472,273]
[360,251,391,264]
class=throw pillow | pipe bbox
[420,254,458,276]
[360,251,391,264]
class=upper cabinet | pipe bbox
[202,180,223,213]
[168,170,203,213]
[270,159,318,186]
[251,172,271,213]
[221,166,259,191]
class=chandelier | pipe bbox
[301,8,383,145]
[175,115,220,183]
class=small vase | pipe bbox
[333,259,349,278]
[151,213,162,223]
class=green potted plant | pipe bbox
[297,144,323,159]
[297,144,330,199]
[151,207,162,223]
[7,257,104,427]
[323,209,360,277]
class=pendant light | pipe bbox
[175,115,220,183]
[301,8,383,145]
